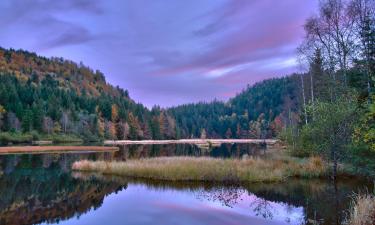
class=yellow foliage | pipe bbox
[97,117,105,137]
[111,104,119,123]
[0,105,6,114]
[53,122,62,133]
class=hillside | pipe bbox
[0,48,128,99]
[0,47,155,142]
[168,75,302,138]
[0,47,301,143]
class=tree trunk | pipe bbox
[300,74,308,125]
[331,145,338,181]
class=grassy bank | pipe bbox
[0,132,83,145]
[0,132,34,144]
[72,156,332,182]
[346,193,375,225]
[42,134,83,143]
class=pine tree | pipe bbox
[310,48,331,102]
[22,109,33,132]
[0,105,5,131]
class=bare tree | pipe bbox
[60,112,69,133]
[301,0,360,100]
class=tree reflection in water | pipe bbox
[250,197,274,220]
[196,185,245,207]
[0,146,372,225]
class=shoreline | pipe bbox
[0,146,119,154]
[104,139,278,146]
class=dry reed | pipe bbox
[72,156,327,182]
[346,194,375,225]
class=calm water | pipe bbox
[0,144,371,225]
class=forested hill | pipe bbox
[0,47,130,99]
[0,47,301,142]
[168,75,302,139]
[0,47,153,141]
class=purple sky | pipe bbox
[0,0,318,108]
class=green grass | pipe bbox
[42,134,83,143]
[72,155,329,182]
[0,132,83,145]
[0,132,34,144]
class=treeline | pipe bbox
[284,0,375,177]
[168,75,302,139]
[0,0,372,151]
[0,47,305,143]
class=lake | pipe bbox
[0,144,371,225]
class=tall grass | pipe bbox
[72,156,328,182]
[346,193,375,225]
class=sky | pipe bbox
[0,0,318,108]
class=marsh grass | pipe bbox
[346,193,375,225]
[72,156,329,182]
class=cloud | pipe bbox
[42,25,94,49]
[0,0,102,50]
[0,0,318,107]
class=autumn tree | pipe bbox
[97,115,105,138]
[123,122,130,140]
[142,122,152,140]
[111,104,119,123]
[128,112,141,140]
[115,121,125,140]
[269,115,284,136]
[53,121,61,134]
[105,121,116,140]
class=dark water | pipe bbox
[0,144,371,225]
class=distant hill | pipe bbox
[0,47,302,142]
[168,75,302,138]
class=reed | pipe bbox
[72,156,328,182]
[346,193,375,225]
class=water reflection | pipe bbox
[69,172,371,225]
[115,143,269,160]
[0,145,371,225]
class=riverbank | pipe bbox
[0,132,83,145]
[0,146,119,154]
[72,155,333,182]
[104,139,279,146]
